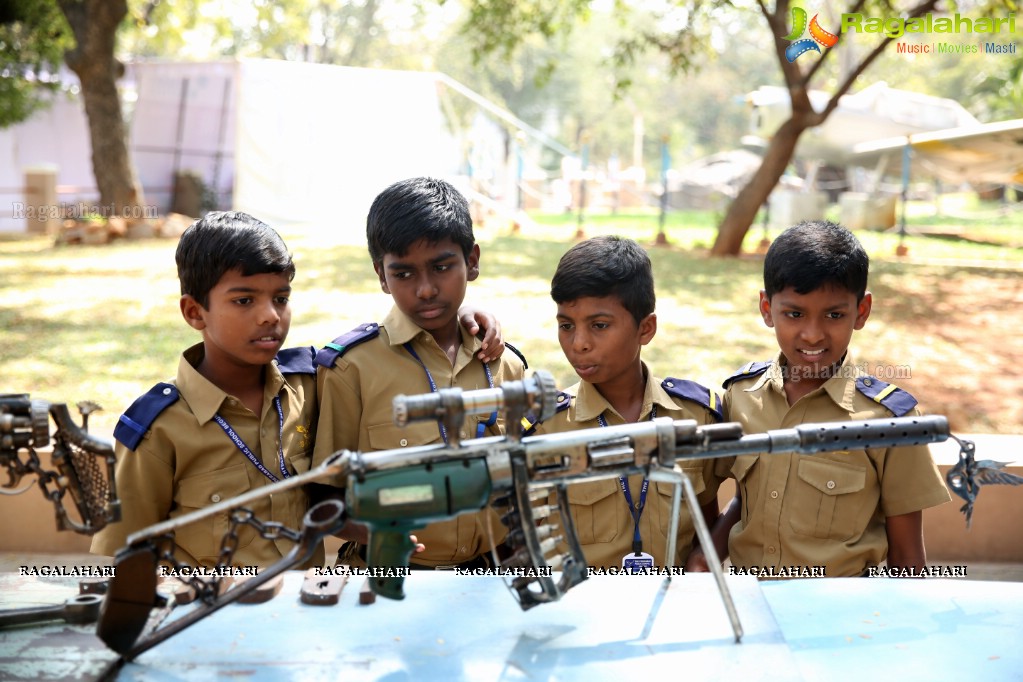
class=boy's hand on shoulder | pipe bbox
[458,305,505,363]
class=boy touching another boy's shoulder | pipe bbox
[697,220,950,577]
[531,236,721,571]
[313,177,526,569]
[92,212,323,568]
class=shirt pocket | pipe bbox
[173,463,253,565]
[367,420,444,450]
[789,456,868,541]
[653,468,705,532]
[565,479,622,545]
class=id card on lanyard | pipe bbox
[598,407,657,573]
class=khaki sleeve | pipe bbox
[876,439,952,517]
[312,363,363,470]
[90,438,174,556]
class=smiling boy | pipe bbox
[313,177,526,569]
[530,236,722,571]
[697,220,950,577]
[91,212,323,568]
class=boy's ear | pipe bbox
[180,295,207,331]
[466,244,481,282]
[854,291,872,330]
[638,313,657,346]
[373,261,391,294]
[758,290,775,328]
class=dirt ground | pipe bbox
[871,267,1023,435]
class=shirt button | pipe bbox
[665,381,675,388]
[460,431,467,439]
[261,429,267,437]
[211,494,221,503]
[162,387,173,396]
[827,480,836,490]
[767,546,776,554]
[863,378,873,387]
[399,438,408,447]
[770,490,779,499]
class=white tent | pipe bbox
[2,59,543,237]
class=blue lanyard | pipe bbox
[598,404,656,555]
[403,342,496,444]
[213,395,290,483]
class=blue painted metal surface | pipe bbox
[2,572,1021,680]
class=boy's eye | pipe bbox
[785,311,802,319]
[392,271,413,280]
[826,312,843,320]
[434,263,453,273]
[557,322,573,331]
[234,297,252,306]
[275,296,290,306]
[592,322,609,330]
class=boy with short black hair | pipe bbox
[531,235,721,570]
[313,176,525,569]
[91,211,323,568]
[697,219,950,576]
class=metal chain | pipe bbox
[152,506,303,605]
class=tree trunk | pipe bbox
[57,0,144,218]
[710,117,807,257]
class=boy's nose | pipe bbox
[258,301,281,325]
[800,321,825,344]
[415,276,438,299]
[571,331,591,353]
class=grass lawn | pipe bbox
[2,202,1020,438]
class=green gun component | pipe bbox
[347,458,493,600]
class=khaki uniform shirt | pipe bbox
[717,353,950,577]
[91,344,322,568]
[532,369,720,570]
[314,306,525,567]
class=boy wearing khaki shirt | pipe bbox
[692,220,950,577]
[91,212,323,568]
[531,236,721,570]
[314,177,524,569]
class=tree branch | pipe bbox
[816,0,940,123]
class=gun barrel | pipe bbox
[679,415,950,460]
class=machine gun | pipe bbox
[97,370,959,659]
[1,393,118,534]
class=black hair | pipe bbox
[175,211,295,308]
[551,235,655,324]
[366,177,474,265]
[763,220,869,301]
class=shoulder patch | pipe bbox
[722,361,772,389]
[662,378,723,422]
[113,382,179,450]
[314,323,380,368]
[504,342,528,370]
[275,346,316,375]
[855,376,918,417]
[522,390,572,436]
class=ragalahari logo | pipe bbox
[783,7,839,62]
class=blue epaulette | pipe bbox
[113,383,179,451]
[855,376,918,417]
[505,342,528,370]
[522,391,572,436]
[662,378,723,422]
[722,361,772,389]
[314,323,380,368]
[275,346,317,375]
